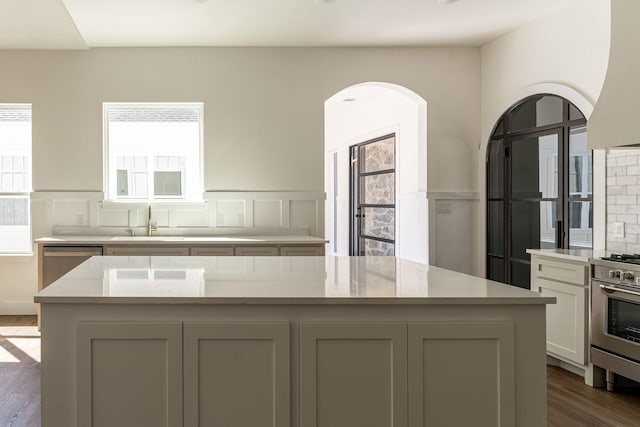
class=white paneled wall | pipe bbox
[428,192,480,275]
[30,191,324,236]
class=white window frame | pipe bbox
[103,102,204,202]
[0,103,32,255]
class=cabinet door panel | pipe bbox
[234,246,279,256]
[189,246,234,256]
[533,258,587,286]
[537,277,587,364]
[408,322,515,427]
[104,246,189,256]
[300,322,407,427]
[279,245,324,256]
[76,322,182,427]
[184,322,290,427]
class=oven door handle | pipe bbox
[600,284,640,298]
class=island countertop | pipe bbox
[35,255,555,305]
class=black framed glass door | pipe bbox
[487,95,591,288]
[349,134,396,256]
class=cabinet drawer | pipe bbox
[279,245,324,256]
[234,246,279,256]
[190,246,234,256]
[532,258,587,286]
[104,246,190,256]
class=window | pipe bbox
[104,103,203,201]
[0,105,32,254]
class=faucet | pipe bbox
[147,205,157,236]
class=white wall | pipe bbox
[0,46,481,313]
[478,0,610,274]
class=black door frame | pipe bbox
[349,133,396,256]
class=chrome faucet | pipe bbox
[147,205,157,236]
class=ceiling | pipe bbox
[0,0,572,49]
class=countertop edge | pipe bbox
[34,296,556,305]
[526,248,596,263]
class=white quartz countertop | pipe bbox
[526,248,607,263]
[35,235,328,245]
[35,256,555,305]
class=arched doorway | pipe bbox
[324,82,428,264]
[486,94,591,288]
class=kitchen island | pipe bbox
[35,256,554,427]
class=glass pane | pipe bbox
[511,133,558,199]
[569,126,591,198]
[361,173,394,204]
[116,169,128,196]
[487,139,504,198]
[569,104,585,121]
[511,262,531,289]
[511,200,557,260]
[361,238,394,256]
[607,299,640,342]
[569,201,593,249]
[509,95,564,132]
[132,172,148,197]
[154,171,182,196]
[361,136,394,173]
[488,201,504,256]
[362,207,394,240]
[0,197,28,225]
[488,256,504,283]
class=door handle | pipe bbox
[556,220,562,247]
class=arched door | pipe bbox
[487,95,591,288]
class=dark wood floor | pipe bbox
[548,365,640,427]
[2,315,640,426]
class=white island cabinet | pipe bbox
[35,256,554,427]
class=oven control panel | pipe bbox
[609,270,637,281]
[594,265,640,287]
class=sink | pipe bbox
[110,236,185,241]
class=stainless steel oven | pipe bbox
[591,257,640,390]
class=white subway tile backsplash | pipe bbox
[607,185,626,195]
[616,175,638,186]
[616,195,637,205]
[607,150,640,252]
[618,156,639,166]
[608,204,626,214]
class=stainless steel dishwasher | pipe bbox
[41,246,103,288]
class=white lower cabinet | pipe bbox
[300,322,407,427]
[76,321,289,427]
[300,321,516,427]
[234,246,280,256]
[183,322,290,427]
[76,322,183,427]
[537,277,587,364]
[104,246,190,256]
[280,245,325,256]
[407,322,515,427]
[189,246,234,256]
[530,254,597,385]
